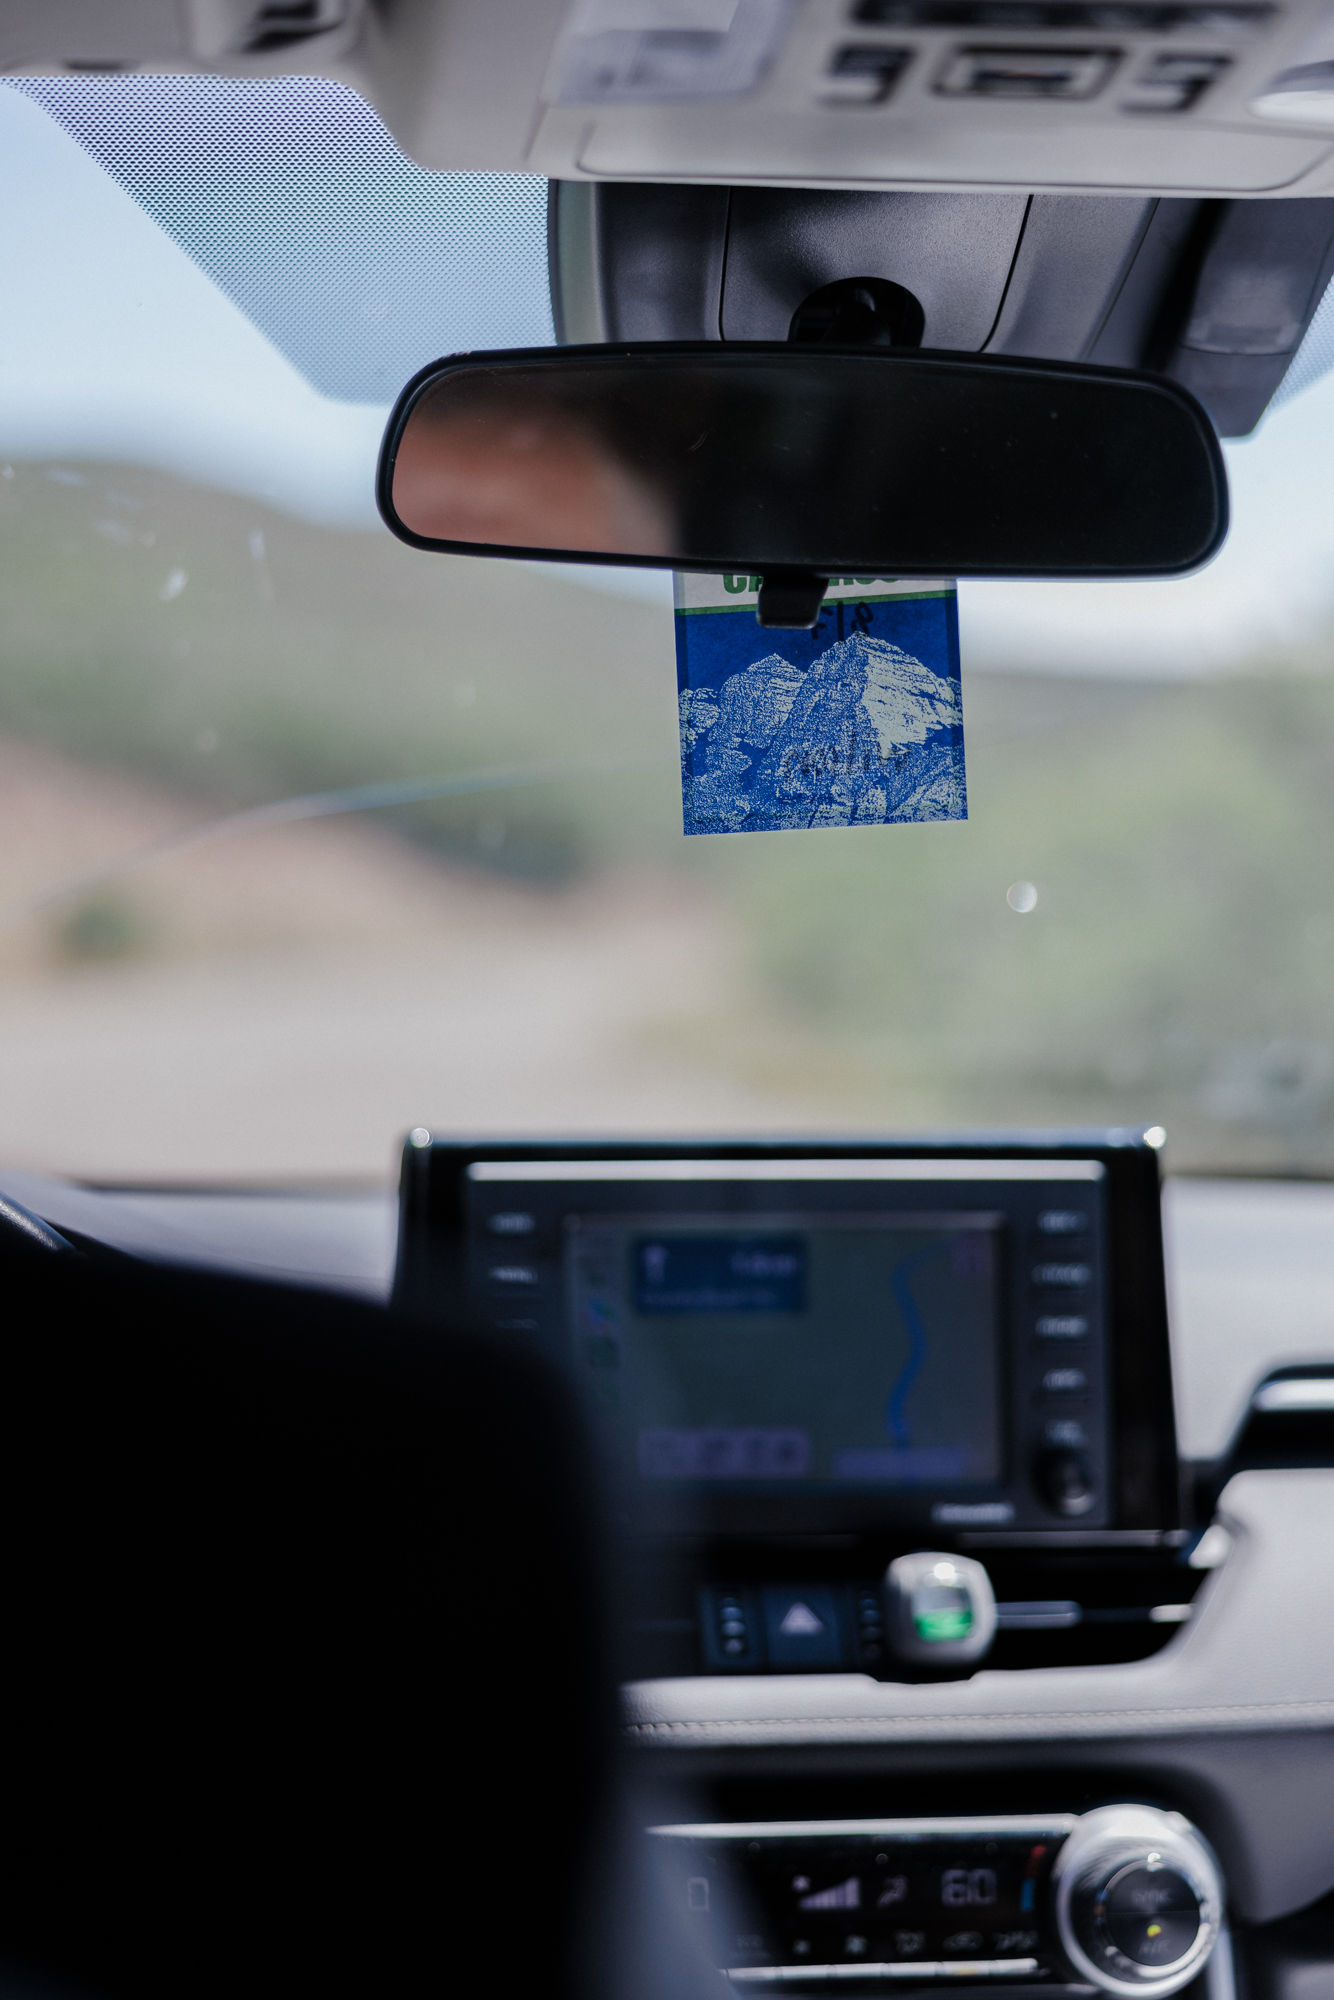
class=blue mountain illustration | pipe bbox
[681,630,965,835]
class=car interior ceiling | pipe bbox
[2,6,1334,2000]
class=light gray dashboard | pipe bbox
[625,1468,1334,1924]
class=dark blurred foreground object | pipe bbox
[378,343,1229,600]
[0,1251,612,2000]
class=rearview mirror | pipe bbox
[377,343,1227,592]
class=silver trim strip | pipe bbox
[650,1815,1076,1841]
[1202,1925,1236,2000]
[469,1159,1105,1184]
[727,1963,1041,1984]
[1252,1376,1334,1413]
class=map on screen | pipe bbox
[566,1213,1003,1487]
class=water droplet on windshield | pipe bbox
[159,568,187,602]
[1006,880,1038,913]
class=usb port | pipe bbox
[936,44,1119,96]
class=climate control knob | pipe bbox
[1051,1806,1222,1997]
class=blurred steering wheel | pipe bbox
[0,1190,75,1256]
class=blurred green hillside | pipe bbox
[3,457,1334,1173]
[0,459,681,883]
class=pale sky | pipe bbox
[1,80,1332,676]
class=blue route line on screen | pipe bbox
[885,1240,956,1444]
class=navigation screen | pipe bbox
[567,1213,1003,1487]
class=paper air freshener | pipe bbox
[674,575,965,837]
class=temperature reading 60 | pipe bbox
[941,1868,999,1908]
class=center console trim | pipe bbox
[726,1960,1042,1982]
[650,1816,1077,1839]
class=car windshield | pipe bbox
[4,73,1334,1184]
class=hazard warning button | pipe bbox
[762,1586,844,1668]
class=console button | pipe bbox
[992,1930,1039,1956]
[823,44,912,103]
[1053,1805,1222,1993]
[763,1586,845,1668]
[1036,1447,1096,1516]
[1037,1314,1089,1338]
[853,1586,886,1665]
[1123,50,1229,111]
[942,1931,984,1954]
[701,1587,762,1669]
[936,44,1119,98]
[1103,1865,1202,1966]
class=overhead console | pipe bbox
[16,0,1334,200]
[396,1131,1195,1679]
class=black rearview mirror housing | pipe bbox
[377,343,1228,593]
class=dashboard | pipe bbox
[392,1128,1334,2000]
[0,1142,1328,1999]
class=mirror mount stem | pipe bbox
[756,568,827,629]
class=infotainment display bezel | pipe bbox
[394,1131,1181,1543]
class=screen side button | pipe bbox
[1032,1262,1092,1289]
[1043,1417,1089,1448]
[1035,1448,1097,1517]
[1036,1314,1089,1338]
[1041,1367,1089,1393]
[485,1210,537,1236]
[1036,1209,1089,1235]
[486,1263,539,1286]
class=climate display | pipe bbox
[567,1213,1004,1489]
[651,1821,1061,1973]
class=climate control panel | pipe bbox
[649,1806,1223,1995]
